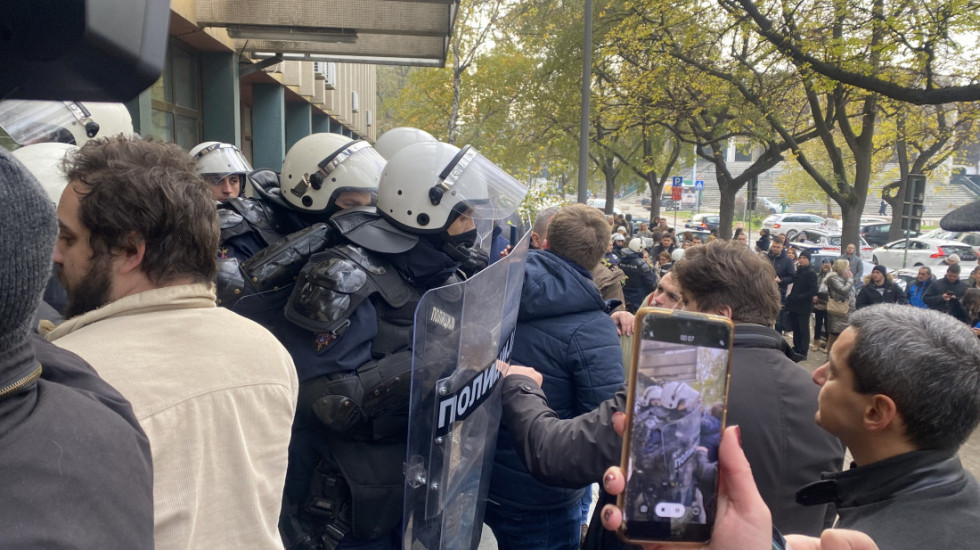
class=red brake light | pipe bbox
[774,223,781,228]
[930,246,945,258]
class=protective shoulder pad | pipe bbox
[248,169,292,211]
[331,207,418,254]
[217,206,249,243]
[285,244,417,334]
[241,223,335,292]
[215,257,245,307]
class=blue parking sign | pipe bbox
[672,176,683,188]
[695,180,704,190]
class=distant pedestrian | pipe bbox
[878,200,887,215]
[825,259,855,352]
[756,228,772,252]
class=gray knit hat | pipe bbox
[0,148,58,352]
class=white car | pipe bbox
[762,213,826,239]
[787,229,874,261]
[755,196,781,214]
[871,238,979,270]
[922,230,980,256]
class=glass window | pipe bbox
[172,47,199,110]
[150,40,201,147]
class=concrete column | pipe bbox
[312,112,329,133]
[285,102,312,150]
[252,83,285,171]
[201,52,241,146]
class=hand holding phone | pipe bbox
[602,426,881,550]
[617,308,733,545]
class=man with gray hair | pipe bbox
[799,304,980,548]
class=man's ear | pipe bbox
[864,394,899,433]
[541,237,549,251]
[117,232,146,275]
[711,305,733,319]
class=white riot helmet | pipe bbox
[190,141,252,184]
[280,133,385,214]
[374,127,437,160]
[0,100,133,147]
[642,385,663,405]
[660,381,700,410]
[10,142,76,203]
[377,142,527,236]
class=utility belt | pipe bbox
[295,352,414,546]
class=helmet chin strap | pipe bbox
[441,228,477,262]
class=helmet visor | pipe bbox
[437,146,526,221]
[194,143,253,180]
[319,140,385,193]
[0,100,90,145]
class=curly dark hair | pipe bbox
[62,136,218,284]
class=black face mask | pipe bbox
[446,228,478,249]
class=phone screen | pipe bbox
[620,309,733,543]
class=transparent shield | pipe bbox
[443,148,526,222]
[403,229,531,550]
[0,100,80,145]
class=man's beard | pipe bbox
[58,256,113,318]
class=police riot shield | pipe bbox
[403,229,531,550]
[627,401,706,528]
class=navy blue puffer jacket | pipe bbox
[488,249,624,509]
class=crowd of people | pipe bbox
[0,101,979,550]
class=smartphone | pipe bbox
[617,307,734,545]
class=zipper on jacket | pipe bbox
[0,363,42,399]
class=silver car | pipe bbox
[871,238,979,270]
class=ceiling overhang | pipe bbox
[197,0,458,67]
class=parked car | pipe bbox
[685,214,720,232]
[755,196,781,214]
[860,221,893,247]
[787,229,874,261]
[587,198,621,215]
[922,230,980,256]
[870,238,979,270]
[679,229,713,243]
[762,213,826,239]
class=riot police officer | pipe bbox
[214,133,385,314]
[373,126,437,160]
[0,99,133,148]
[189,141,252,202]
[279,141,525,550]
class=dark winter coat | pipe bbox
[0,335,154,549]
[786,263,818,314]
[855,278,906,309]
[769,249,796,298]
[797,448,980,550]
[923,276,970,315]
[618,249,657,313]
[489,249,624,510]
[500,323,843,545]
